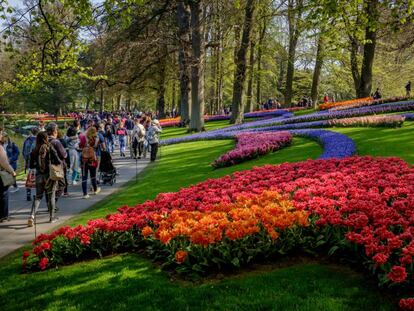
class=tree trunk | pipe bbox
[177,0,191,125]
[230,0,256,124]
[117,94,122,111]
[349,37,360,96]
[277,55,286,95]
[189,0,205,131]
[157,85,166,119]
[358,0,378,98]
[255,20,266,106]
[284,0,302,107]
[216,36,224,114]
[310,33,324,107]
[245,39,255,112]
[99,84,104,112]
[172,79,177,113]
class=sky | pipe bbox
[7,0,22,8]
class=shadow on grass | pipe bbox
[1,253,394,311]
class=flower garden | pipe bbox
[4,98,414,310]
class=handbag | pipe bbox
[49,145,64,181]
[0,170,14,187]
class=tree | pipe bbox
[310,31,325,106]
[230,0,256,124]
[284,0,303,107]
[176,0,191,125]
[188,0,205,131]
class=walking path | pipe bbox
[0,155,149,258]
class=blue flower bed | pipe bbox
[289,129,356,159]
[280,100,414,124]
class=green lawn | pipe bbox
[331,121,414,164]
[293,108,317,116]
[160,120,232,140]
[3,119,412,310]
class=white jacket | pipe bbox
[132,124,146,142]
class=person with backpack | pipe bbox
[79,127,101,199]
[22,127,39,201]
[147,120,162,162]
[116,122,127,157]
[132,118,145,159]
[3,133,20,193]
[27,126,66,226]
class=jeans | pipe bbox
[119,136,126,154]
[106,137,114,153]
[82,164,97,195]
[150,143,159,161]
[68,149,79,183]
[29,173,57,221]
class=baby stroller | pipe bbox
[99,150,117,186]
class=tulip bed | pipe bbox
[331,96,410,111]
[319,97,372,110]
[319,96,408,111]
[327,115,405,127]
[22,156,414,306]
[211,132,292,168]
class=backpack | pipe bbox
[82,136,97,164]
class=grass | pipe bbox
[331,121,414,164]
[294,108,317,116]
[160,120,233,140]
[0,254,393,311]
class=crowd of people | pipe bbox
[0,112,163,226]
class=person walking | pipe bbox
[3,133,20,193]
[142,116,151,159]
[147,120,162,162]
[96,123,107,176]
[406,81,411,97]
[125,115,135,157]
[27,127,65,226]
[116,122,127,157]
[104,119,115,153]
[66,125,80,185]
[23,127,39,201]
[79,127,101,199]
[0,129,16,222]
[58,130,70,196]
[131,118,145,159]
